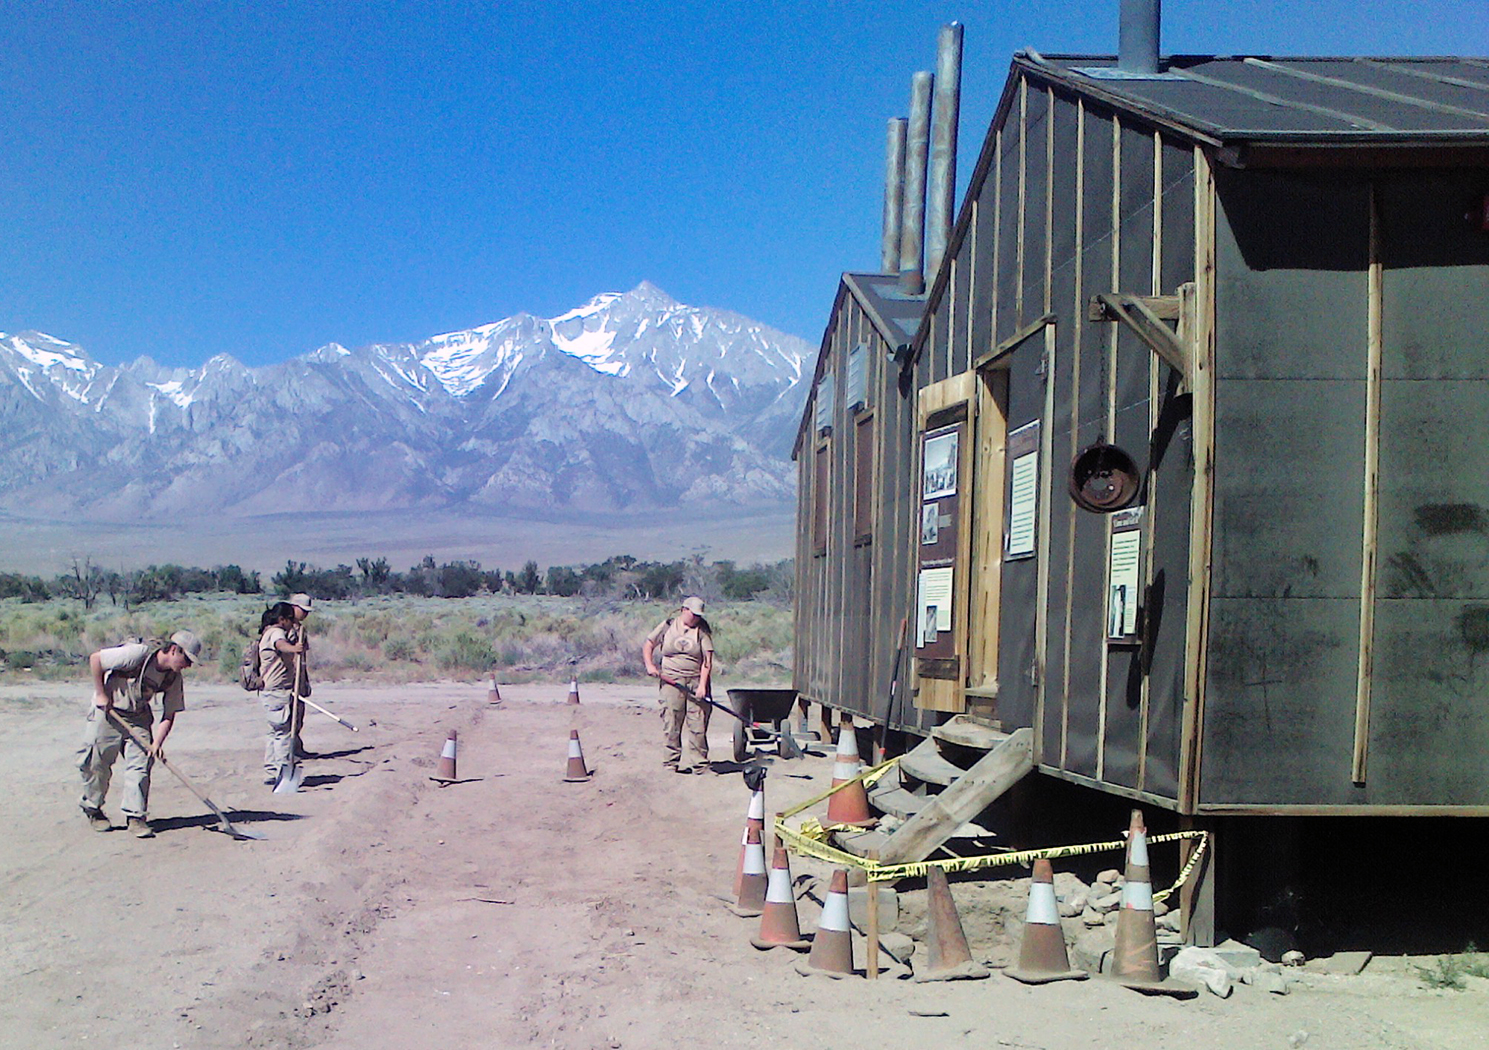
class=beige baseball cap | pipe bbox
[170,630,203,665]
[681,596,705,615]
[289,593,315,611]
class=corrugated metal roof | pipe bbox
[1021,54,1489,144]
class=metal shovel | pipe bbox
[107,710,265,840]
[273,653,306,794]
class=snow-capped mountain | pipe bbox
[0,284,811,519]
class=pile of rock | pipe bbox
[1169,941,1306,998]
[1056,868,1181,934]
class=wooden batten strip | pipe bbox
[1353,185,1383,786]
[991,130,1002,343]
[1033,324,1057,748]
[1060,98,1087,771]
[1179,145,1218,815]
[1044,86,1055,314]
[1138,129,1163,792]
[1097,114,1121,782]
[1016,77,1027,323]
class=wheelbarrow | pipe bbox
[725,688,804,763]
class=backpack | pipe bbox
[240,639,264,692]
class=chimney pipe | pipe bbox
[881,118,908,274]
[1118,0,1161,75]
[899,70,933,295]
[926,22,963,282]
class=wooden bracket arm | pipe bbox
[1088,293,1189,379]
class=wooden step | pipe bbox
[868,785,930,821]
[878,727,1034,865]
[932,714,1012,751]
[898,736,968,787]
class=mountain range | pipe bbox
[0,283,812,523]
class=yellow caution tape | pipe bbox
[776,755,902,821]
[774,812,1208,900]
[772,747,1208,903]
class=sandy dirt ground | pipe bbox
[2,680,1487,1050]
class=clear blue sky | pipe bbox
[2,1,1485,368]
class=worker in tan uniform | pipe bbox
[287,593,314,756]
[77,631,203,838]
[258,602,307,784]
[642,596,715,773]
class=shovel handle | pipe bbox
[105,710,238,832]
[304,697,358,731]
[659,676,744,722]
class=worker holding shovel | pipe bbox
[258,602,306,787]
[77,630,203,838]
[287,593,314,757]
[642,596,715,774]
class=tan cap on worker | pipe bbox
[169,630,203,665]
[681,596,705,615]
[289,593,315,611]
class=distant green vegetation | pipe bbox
[0,554,795,686]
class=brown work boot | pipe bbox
[127,817,155,839]
[82,806,110,832]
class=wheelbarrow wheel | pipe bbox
[732,717,750,764]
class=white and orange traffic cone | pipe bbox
[562,729,591,782]
[733,786,765,899]
[750,847,812,951]
[566,677,581,705]
[488,678,502,704]
[796,868,855,978]
[1110,809,1196,997]
[913,865,989,981]
[825,717,874,827]
[1005,858,1088,984]
[729,824,768,917]
[430,730,459,783]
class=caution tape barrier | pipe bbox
[773,756,1209,901]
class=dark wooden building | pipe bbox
[795,52,1489,818]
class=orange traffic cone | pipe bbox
[488,678,502,704]
[562,729,591,782]
[1110,809,1196,997]
[1005,858,1088,984]
[750,847,812,950]
[825,718,874,827]
[733,787,765,898]
[729,824,768,917]
[566,677,581,705]
[796,868,854,977]
[913,866,989,981]
[430,730,459,783]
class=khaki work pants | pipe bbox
[262,689,297,779]
[77,706,154,818]
[660,679,710,769]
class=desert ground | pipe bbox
[2,679,1486,1050]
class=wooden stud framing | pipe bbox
[1353,184,1383,785]
[966,199,979,368]
[1179,145,1218,815]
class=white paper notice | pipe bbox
[1108,527,1142,637]
[1007,451,1038,558]
[917,566,954,638]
